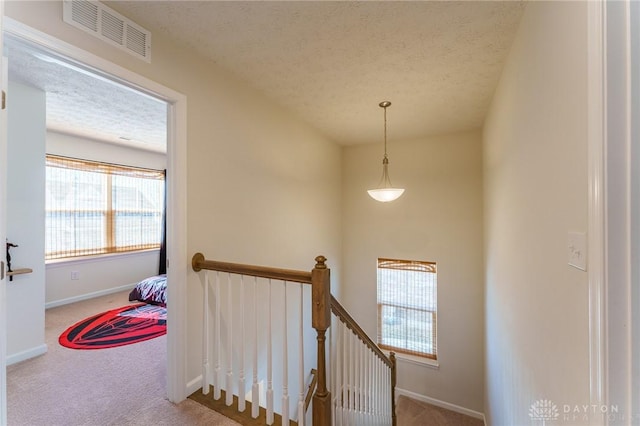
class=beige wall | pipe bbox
[342,130,484,412]
[6,0,342,386]
[483,2,589,424]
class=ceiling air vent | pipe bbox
[63,0,151,62]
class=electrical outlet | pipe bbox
[71,271,80,280]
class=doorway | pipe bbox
[1,17,188,418]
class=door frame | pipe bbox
[590,0,640,424]
[587,1,606,424]
[0,0,7,423]
[1,18,189,404]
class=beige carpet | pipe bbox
[396,394,484,426]
[7,290,239,426]
[7,290,481,426]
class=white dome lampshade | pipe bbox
[367,101,405,202]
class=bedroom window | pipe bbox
[45,155,165,260]
[377,257,437,360]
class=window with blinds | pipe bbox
[377,257,437,360]
[45,155,165,260]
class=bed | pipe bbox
[129,274,167,307]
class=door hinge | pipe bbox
[1,261,4,280]
[1,91,5,110]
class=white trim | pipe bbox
[629,1,640,419]
[587,2,607,425]
[6,344,47,366]
[4,18,188,403]
[0,2,7,424]
[395,387,485,422]
[604,1,634,423]
[392,352,439,369]
[187,374,204,397]
[44,282,137,309]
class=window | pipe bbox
[377,258,437,360]
[46,155,165,260]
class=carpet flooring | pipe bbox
[7,290,482,425]
[396,395,484,426]
[7,290,238,426]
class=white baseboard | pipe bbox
[395,387,485,423]
[187,375,204,396]
[7,344,48,366]
[45,283,137,309]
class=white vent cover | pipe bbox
[63,0,151,62]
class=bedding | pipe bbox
[129,274,167,306]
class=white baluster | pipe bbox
[282,281,289,426]
[380,358,384,423]
[380,360,387,422]
[387,364,392,422]
[238,275,246,412]
[388,362,391,423]
[374,357,379,421]
[226,273,233,406]
[358,342,362,424]
[350,331,356,424]
[334,321,345,426]
[267,279,274,425]
[252,276,259,418]
[342,322,349,425]
[214,271,221,400]
[336,320,343,426]
[354,336,360,416]
[359,339,364,421]
[202,272,210,395]
[361,340,366,417]
[297,284,305,426]
[363,347,371,418]
[331,316,338,426]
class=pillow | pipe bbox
[129,274,167,306]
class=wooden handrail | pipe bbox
[304,369,318,412]
[330,295,393,368]
[192,252,313,284]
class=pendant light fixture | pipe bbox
[367,101,405,202]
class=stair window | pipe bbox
[377,257,437,360]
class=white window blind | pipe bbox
[46,155,164,260]
[377,257,437,360]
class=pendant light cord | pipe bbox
[383,104,388,159]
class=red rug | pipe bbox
[59,303,166,350]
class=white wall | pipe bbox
[5,0,342,389]
[47,131,166,170]
[342,130,484,413]
[6,81,46,364]
[44,131,166,306]
[483,2,589,425]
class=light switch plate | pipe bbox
[568,232,587,271]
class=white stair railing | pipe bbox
[193,253,395,426]
[330,295,396,426]
[192,254,330,425]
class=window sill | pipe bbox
[384,350,439,369]
[46,249,159,268]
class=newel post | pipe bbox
[311,255,332,426]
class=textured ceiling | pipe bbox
[7,1,525,149]
[107,1,526,145]
[6,35,167,152]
